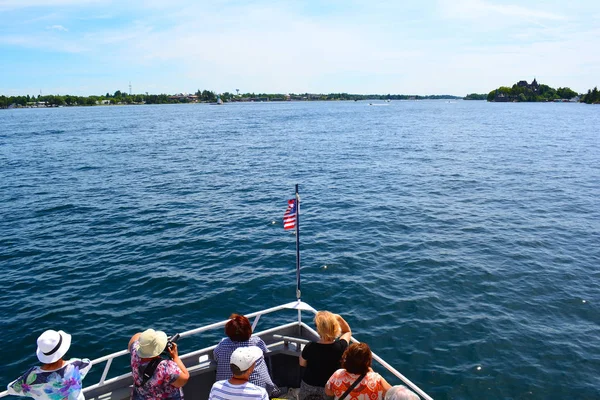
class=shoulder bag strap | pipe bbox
[136,358,162,387]
[338,372,367,400]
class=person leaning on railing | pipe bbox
[325,343,392,400]
[6,329,92,400]
[298,311,352,400]
[128,329,189,400]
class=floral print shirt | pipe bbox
[130,340,183,400]
[326,369,386,400]
[6,358,91,400]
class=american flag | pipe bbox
[283,199,297,230]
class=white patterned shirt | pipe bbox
[6,358,92,400]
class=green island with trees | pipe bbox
[487,79,581,102]
[0,90,463,109]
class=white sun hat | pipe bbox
[138,329,168,358]
[36,330,72,364]
[230,346,263,372]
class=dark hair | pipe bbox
[342,343,372,375]
[230,363,245,376]
[225,314,252,342]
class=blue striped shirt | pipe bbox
[209,380,269,400]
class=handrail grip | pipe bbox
[180,322,299,360]
[90,349,129,366]
[272,334,310,345]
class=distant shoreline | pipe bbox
[1,91,463,109]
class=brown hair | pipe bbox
[314,311,341,342]
[225,314,252,342]
[342,343,372,375]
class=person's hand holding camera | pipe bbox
[168,342,179,360]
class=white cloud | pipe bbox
[0,34,85,52]
[0,0,102,10]
[1,0,599,95]
[47,24,68,31]
[438,0,565,22]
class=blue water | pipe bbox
[1,101,599,399]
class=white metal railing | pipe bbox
[0,300,313,398]
[0,300,433,400]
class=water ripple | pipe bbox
[1,102,599,399]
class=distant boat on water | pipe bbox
[210,97,224,105]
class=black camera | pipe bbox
[162,333,180,357]
[167,333,180,351]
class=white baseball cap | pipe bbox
[230,346,263,372]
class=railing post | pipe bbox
[99,358,113,385]
[252,314,261,331]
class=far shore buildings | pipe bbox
[517,78,539,92]
[169,93,199,102]
[494,78,539,102]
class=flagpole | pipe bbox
[295,184,301,301]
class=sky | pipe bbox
[1,0,599,96]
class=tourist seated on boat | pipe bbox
[214,313,280,397]
[6,329,92,400]
[298,311,352,400]
[385,385,420,400]
[128,329,190,400]
[209,346,269,400]
[325,343,391,400]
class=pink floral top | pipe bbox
[130,340,184,399]
[326,369,386,400]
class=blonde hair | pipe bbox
[314,311,341,341]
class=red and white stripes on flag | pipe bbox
[283,199,297,230]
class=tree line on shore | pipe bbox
[0,89,463,108]
[2,86,598,108]
[581,87,600,104]
[464,93,487,100]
